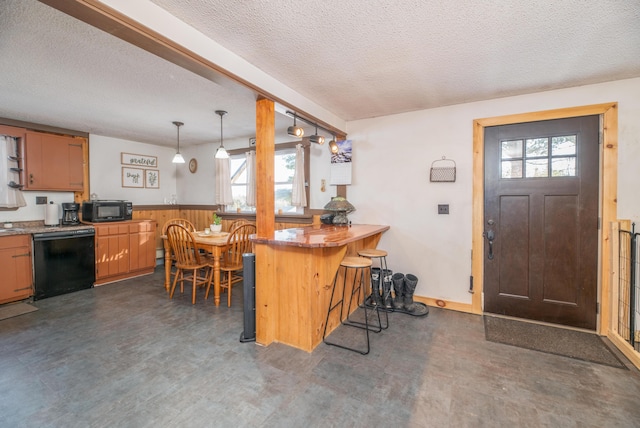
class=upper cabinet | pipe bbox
[22,132,84,191]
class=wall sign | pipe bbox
[122,167,144,188]
[145,169,160,188]
[121,152,158,167]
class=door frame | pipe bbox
[471,102,618,335]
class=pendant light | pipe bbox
[171,121,185,163]
[214,110,229,159]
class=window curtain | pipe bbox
[245,150,256,207]
[291,143,307,207]
[0,135,26,209]
[215,157,233,205]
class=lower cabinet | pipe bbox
[0,235,33,304]
[94,220,157,285]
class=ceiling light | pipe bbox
[287,116,304,137]
[214,110,229,159]
[309,127,325,145]
[329,137,339,154]
[172,121,185,163]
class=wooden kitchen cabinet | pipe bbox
[129,221,156,272]
[0,235,33,304]
[94,220,157,285]
[22,131,84,191]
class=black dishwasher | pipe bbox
[32,228,96,300]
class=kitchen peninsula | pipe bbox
[252,223,389,352]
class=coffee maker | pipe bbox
[61,203,80,225]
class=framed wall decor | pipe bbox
[122,167,144,188]
[145,169,160,188]
[121,152,158,168]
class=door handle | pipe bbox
[486,230,495,260]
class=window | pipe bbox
[227,143,308,214]
[500,135,577,179]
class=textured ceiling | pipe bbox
[1,0,639,147]
[150,0,640,120]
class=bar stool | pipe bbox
[322,256,383,355]
[358,248,390,329]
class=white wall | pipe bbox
[89,135,177,205]
[347,77,640,305]
[0,191,75,224]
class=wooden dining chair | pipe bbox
[162,218,197,285]
[226,219,254,233]
[162,218,196,234]
[218,223,256,307]
[166,223,213,304]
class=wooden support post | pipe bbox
[255,98,275,239]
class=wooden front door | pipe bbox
[483,116,600,330]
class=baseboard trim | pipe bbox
[413,295,477,314]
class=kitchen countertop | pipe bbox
[251,223,390,248]
[0,221,94,236]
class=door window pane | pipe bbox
[526,138,548,157]
[501,160,522,178]
[501,140,523,159]
[525,159,548,178]
[552,136,576,156]
[551,157,576,177]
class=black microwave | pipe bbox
[82,200,133,222]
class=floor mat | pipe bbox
[0,302,38,321]
[484,315,627,369]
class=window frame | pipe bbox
[224,141,311,215]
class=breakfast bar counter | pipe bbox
[252,223,389,352]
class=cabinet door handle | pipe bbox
[29,173,34,184]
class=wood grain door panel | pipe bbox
[484,116,599,329]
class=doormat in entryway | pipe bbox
[484,316,627,369]
[0,302,38,321]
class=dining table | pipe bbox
[162,230,230,306]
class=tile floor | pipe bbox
[1,267,639,427]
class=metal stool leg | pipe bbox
[323,263,379,355]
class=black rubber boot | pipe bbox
[391,272,405,310]
[369,267,382,306]
[381,269,394,309]
[403,274,419,312]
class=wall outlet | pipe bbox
[438,204,449,214]
[36,196,47,205]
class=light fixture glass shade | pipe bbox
[172,152,185,163]
[215,147,229,159]
[329,139,339,154]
